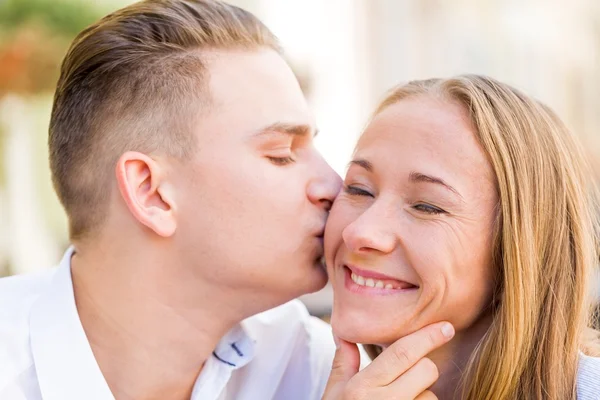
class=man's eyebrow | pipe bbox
[348,158,374,172]
[409,171,463,200]
[254,122,319,137]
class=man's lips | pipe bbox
[315,228,325,246]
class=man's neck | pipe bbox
[70,244,241,400]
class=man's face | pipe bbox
[171,49,341,308]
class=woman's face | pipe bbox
[325,95,499,345]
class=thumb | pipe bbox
[322,336,361,399]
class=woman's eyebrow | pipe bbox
[409,171,464,200]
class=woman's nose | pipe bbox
[341,205,397,254]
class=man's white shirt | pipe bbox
[0,247,336,400]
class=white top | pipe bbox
[0,248,336,400]
[577,353,600,399]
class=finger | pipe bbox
[358,321,454,386]
[322,336,361,399]
[414,390,438,400]
[387,357,439,399]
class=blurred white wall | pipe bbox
[362,0,600,165]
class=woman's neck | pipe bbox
[428,312,494,400]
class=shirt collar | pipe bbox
[190,323,256,399]
[29,246,115,400]
[29,247,258,400]
[212,323,256,369]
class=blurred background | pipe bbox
[1,0,599,316]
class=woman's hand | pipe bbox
[322,322,455,400]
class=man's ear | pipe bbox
[115,151,177,237]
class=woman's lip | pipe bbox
[344,264,418,288]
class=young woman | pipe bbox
[325,75,600,399]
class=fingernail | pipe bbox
[333,335,340,349]
[441,323,455,339]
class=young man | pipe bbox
[0,1,454,399]
[1,1,339,399]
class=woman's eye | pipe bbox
[267,156,295,166]
[344,185,373,197]
[413,203,446,215]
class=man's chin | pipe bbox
[288,266,328,300]
[309,261,329,291]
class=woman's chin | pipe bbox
[331,314,406,345]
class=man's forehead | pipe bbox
[205,49,304,100]
[201,49,314,136]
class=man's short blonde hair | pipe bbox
[49,0,280,239]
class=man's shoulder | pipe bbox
[251,299,311,322]
[0,269,56,391]
[246,299,331,338]
[0,268,56,320]
[244,299,335,367]
[241,300,335,399]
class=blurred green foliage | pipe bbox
[0,0,102,38]
[0,0,104,95]
[0,0,105,204]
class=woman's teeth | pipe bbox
[350,272,395,289]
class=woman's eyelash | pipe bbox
[413,203,446,215]
[344,185,373,197]
[344,186,447,215]
[267,156,295,165]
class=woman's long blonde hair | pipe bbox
[365,75,600,399]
